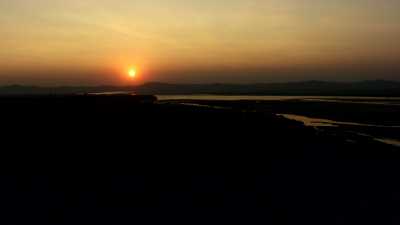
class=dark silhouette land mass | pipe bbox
[0,94,399,225]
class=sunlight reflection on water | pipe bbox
[278,114,400,128]
[157,95,400,105]
[278,114,400,147]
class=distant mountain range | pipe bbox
[1,80,400,96]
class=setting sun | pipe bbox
[128,68,137,78]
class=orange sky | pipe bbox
[1,0,400,85]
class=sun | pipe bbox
[128,68,137,78]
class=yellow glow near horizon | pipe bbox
[128,68,137,78]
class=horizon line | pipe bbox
[0,79,399,88]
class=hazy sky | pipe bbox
[1,0,400,85]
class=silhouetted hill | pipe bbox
[1,80,400,96]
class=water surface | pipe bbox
[158,95,400,105]
[278,114,400,147]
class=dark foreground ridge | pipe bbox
[1,95,400,224]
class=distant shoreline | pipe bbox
[0,80,400,97]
